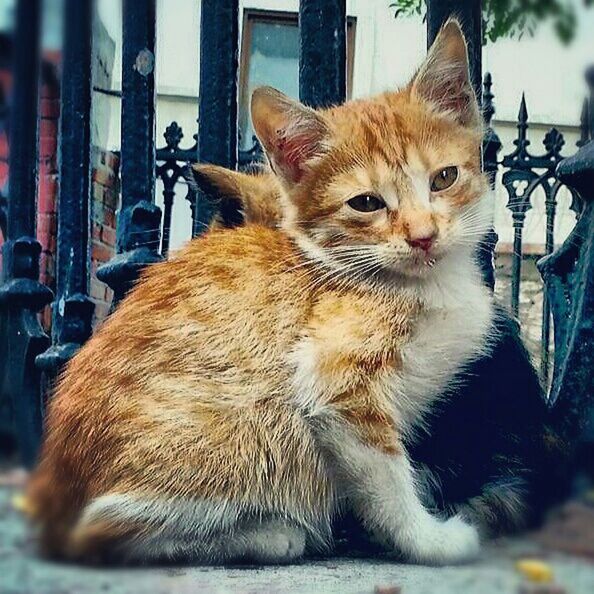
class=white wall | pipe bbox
[95,0,593,252]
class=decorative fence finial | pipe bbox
[577,98,590,148]
[483,72,495,127]
[480,72,501,291]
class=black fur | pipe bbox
[407,304,562,536]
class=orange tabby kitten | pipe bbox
[29,21,492,566]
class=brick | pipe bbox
[91,239,114,263]
[46,232,56,255]
[101,186,119,211]
[103,208,116,229]
[93,149,120,172]
[37,213,57,244]
[39,136,57,158]
[92,200,116,228]
[40,82,59,100]
[39,156,58,174]
[101,225,116,247]
[39,98,60,119]
[92,302,112,328]
[38,176,58,213]
[92,222,102,241]
[40,251,55,278]
[93,183,106,203]
[39,118,58,139]
[90,277,108,301]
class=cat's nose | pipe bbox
[406,233,437,252]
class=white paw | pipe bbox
[406,515,481,566]
[250,525,306,564]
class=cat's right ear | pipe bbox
[251,87,330,185]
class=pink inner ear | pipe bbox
[273,127,320,183]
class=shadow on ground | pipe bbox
[1,467,594,594]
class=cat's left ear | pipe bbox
[410,19,480,128]
[251,86,330,185]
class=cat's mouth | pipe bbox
[382,248,446,278]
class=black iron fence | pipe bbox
[484,74,590,384]
[0,0,593,467]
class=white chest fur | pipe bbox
[392,256,494,436]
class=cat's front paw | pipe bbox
[406,515,481,566]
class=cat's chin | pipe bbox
[383,255,445,280]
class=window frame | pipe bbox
[239,8,357,141]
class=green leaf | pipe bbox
[389,0,583,44]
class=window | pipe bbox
[239,9,356,149]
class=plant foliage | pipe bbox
[389,0,581,44]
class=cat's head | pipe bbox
[251,20,490,280]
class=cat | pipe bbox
[30,20,500,566]
[192,165,560,541]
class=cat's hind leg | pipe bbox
[66,493,307,565]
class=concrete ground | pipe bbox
[2,470,594,594]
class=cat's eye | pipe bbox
[346,194,386,213]
[430,166,458,192]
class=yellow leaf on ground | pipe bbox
[516,559,554,584]
[11,493,33,516]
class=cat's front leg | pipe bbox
[327,427,480,565]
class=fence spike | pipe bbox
[577,99,589,148]
[482,72,495,126]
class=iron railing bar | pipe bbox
[0,0,52,467]
[299,0,347,108]
[36,0,95,376]
[96,0,162,305]
[194,0,240,237]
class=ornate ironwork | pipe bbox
[155,122,264,251]
[0,0,53,467]
[480,72,502,290]
[539,126,594,443]
[498,86,585,383]
[156,122,196,255]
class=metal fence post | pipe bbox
[0,0,53,466]
[193,0,239,236]
[97,0,162,305]
[481,73,502,291]
[299,0,347,108]
[36,0,94,378]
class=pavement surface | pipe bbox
[1,468,594,594]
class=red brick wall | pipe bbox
[90,148,118,326]
[0,66,119,330]
[37,78,60,329]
